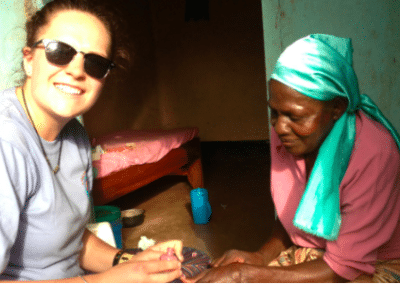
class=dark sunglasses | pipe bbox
[32,39,115,79]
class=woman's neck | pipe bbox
[304,151,319,181]
[16,83,68,141]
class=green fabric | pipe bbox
[271,34,400,240]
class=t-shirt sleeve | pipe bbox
[0,140,37,273]
[323,138,400,280]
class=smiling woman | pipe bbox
[0,0,185,282]
[21,9,112,141]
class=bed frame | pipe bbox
[91,138,204,206]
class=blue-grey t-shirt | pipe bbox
[0,87,93,280]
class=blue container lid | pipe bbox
[191,188,209,198]
[94,206,121,223]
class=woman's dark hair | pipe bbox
[25,0,131,70]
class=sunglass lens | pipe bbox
[39,40,114,79]
[46,41,76,66]
[84,54,112,79]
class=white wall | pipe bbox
[262,0,400,133]
[0,1,26,90]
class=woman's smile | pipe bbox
[54,83,83,96]
[22,10,112,131]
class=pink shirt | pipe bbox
[270,111,400,280]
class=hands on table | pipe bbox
[182,249,265,283]
[124,239,183,261]
[99,239,185,283]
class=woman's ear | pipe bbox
[332,97,348,120]
[23,47,33,77]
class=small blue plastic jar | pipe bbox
[190,188,212,224]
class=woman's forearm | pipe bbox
[241,258,346,283]
[0,275,97,283]
[0,230,117,282]
[244,220,345,282]
[258,218,293,264]
[79,229,120,273]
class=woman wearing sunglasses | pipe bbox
[0,0,184,282]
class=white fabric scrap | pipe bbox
[138,236,155,250]
[91,145,105,161]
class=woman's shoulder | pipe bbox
[0,107,39,186]
[353,110,399,161]
[0,87,17,113]
[341,110,400,201]
[0,88,37,154]
[0,118,35,159]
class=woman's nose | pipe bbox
[64,54,85,79]
[272,115,291,135]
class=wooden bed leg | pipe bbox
[187,158,204,188]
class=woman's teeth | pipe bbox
[55,84,82,95]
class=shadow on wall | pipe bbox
[83,0,159,138]
[83,0,268,142]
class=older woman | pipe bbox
[188,34,400,282]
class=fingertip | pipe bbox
[174,266,184,282]
[174,247,184,262]
[180,278,191,283]
[169,259,182,271]
[211,260,219,267]
[180,275,196,283]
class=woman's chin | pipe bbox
[283,145,303,156]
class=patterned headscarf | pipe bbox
[271,34,400,240]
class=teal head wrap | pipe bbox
[270,34,400,240]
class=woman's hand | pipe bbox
[181,250,265,283]
[147,239,184,262]
[96,258,183,283]
[182,263,252,283]
[126,239,184,263]
[86,239,185,282]
[183,258,347,283]
[212,249,265,267]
